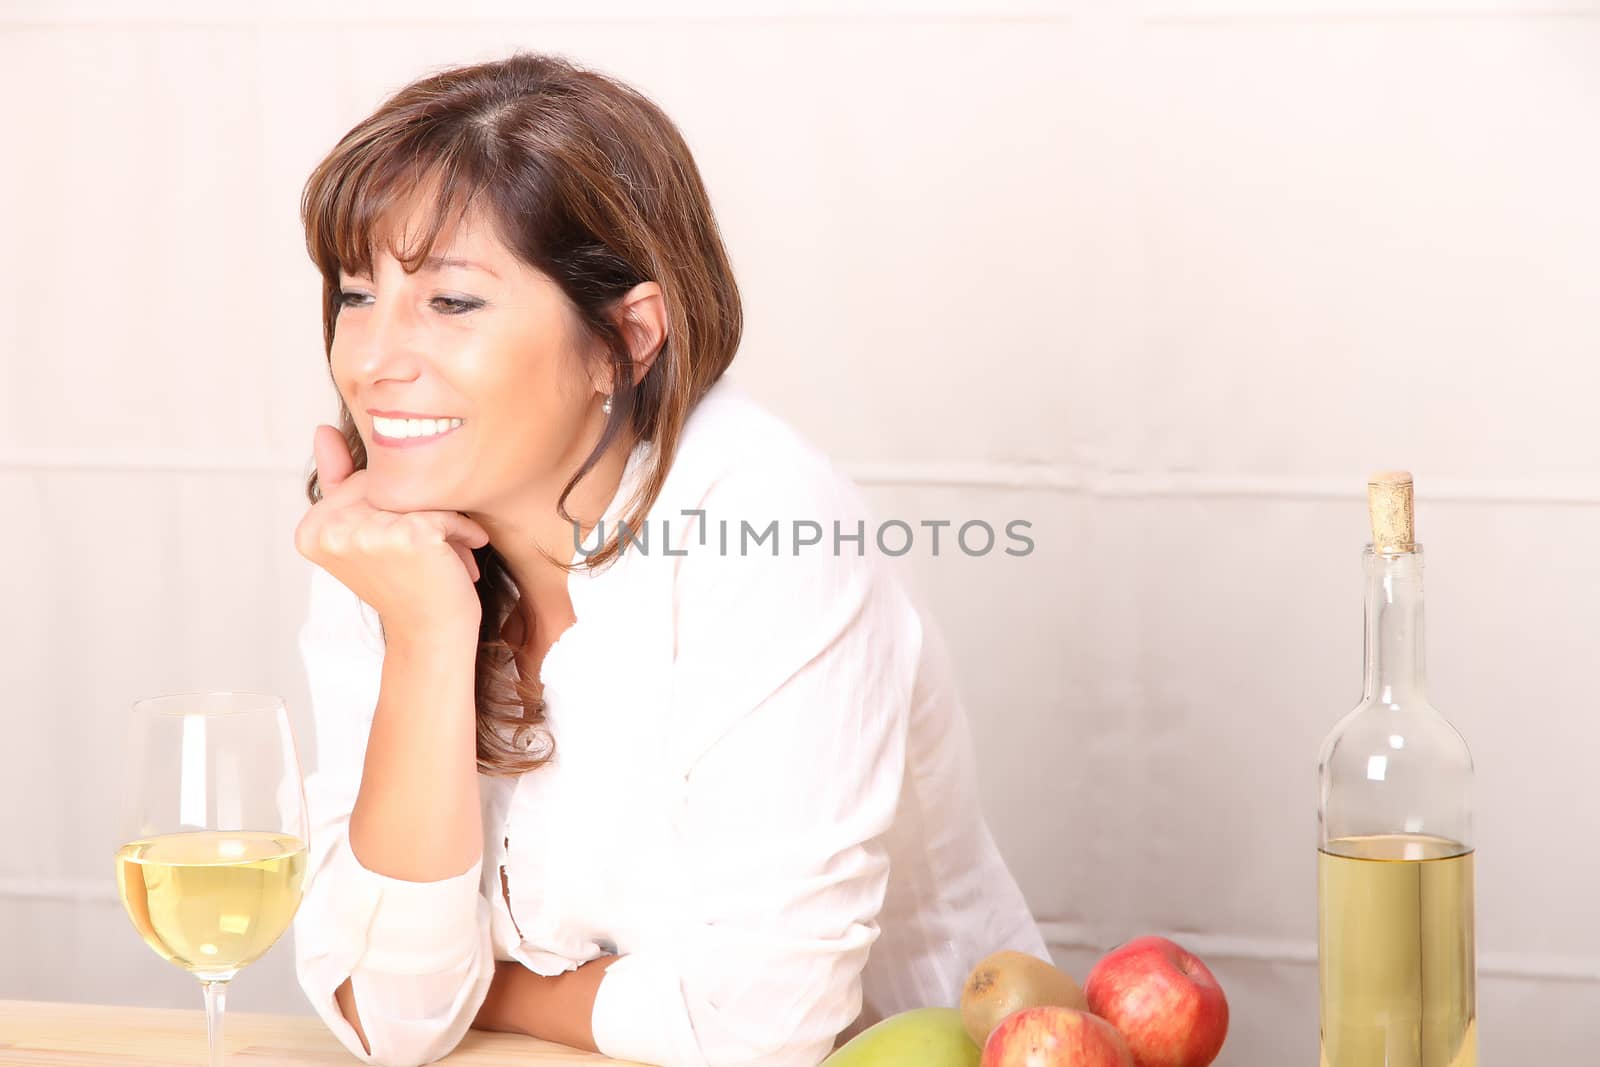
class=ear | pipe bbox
[600,281,667,391]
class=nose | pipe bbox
[344,289,426,387]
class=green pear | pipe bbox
[822,1007,982,1067]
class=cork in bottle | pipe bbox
[1367,470,1416,553]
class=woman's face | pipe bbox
[331,198,601,515]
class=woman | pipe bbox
[291,51,1046,1067]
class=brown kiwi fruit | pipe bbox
[959,950,1089,1046]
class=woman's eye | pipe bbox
[333,291,481,315]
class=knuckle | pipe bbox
[293,520,314,560]
[401,515,441,548]
[319,514,349,552]
[354,523,385,553]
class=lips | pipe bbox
[368,412,464,448]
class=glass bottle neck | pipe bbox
[1361,546,1428,705]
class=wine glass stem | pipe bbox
[201,979,228,1067]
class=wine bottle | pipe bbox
[1316,471,1477,1067]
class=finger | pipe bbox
[313,424,356,493]
[450,541,482,583]
[425,511,491,550]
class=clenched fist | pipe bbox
[295,424,490,641]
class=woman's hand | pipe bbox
[294,424,490,640]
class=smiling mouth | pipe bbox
[371,415,464,443]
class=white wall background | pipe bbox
[3,0,1598,1062]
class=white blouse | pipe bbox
[291,376,1048,1067]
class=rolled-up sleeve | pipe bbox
[291,563,496,1067]
[591,469,918,1067]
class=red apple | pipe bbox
[1084,937,1228,1067]
[981,1005,1134,1067]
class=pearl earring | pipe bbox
[601,394,613,416]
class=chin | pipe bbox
[364,476,452,514]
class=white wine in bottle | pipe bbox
[115,829,307,979]
[1316,472,1477,1067]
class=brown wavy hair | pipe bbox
[299,51,743,776]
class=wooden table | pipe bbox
[0,1000,643,1066]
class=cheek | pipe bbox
[480,398,596,490]
[477,395,572,474]
[474,341,589,452]
[326,348,358,408]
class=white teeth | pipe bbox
[373,416,462,439]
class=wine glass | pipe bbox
[115,692,309,1066]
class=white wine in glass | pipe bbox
[115,692,309,1066]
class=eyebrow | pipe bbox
[423,256,499,279]
[341,256,498,281]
